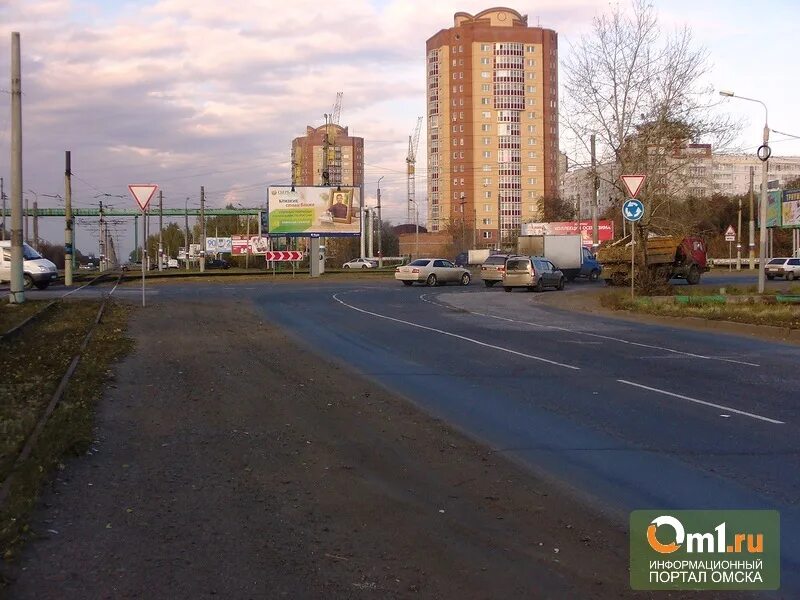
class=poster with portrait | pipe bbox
[267,186,361,236]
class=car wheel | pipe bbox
[344,265,350,269]
[534,278,544,292]
[461,273,470,286]
[426,274,437,287]
[34,281,50,290]
[686,265,700,285]
[767,274,774,280]
[503,286,512,292]
[402,281,413,286]
[589,269,600,281]
[483,280,495,288]
[787,272,795,281]
[557,277,565,290]
[23,274,34,290]
[361,264,367,269]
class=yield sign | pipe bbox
[620,175,646,198]
[128,184,158,211]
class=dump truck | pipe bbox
[597,235,708,286]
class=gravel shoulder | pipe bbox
[6,294,693,598]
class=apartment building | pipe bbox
[426,8,558,248]
[291,124,364,188]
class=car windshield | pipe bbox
[767,258,786,265]
[22,244,42,260]
[409,259,429,266]
[484,255,506,265]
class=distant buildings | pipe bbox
[561,150,800,219]
[426,8,559,249]
[291,124,364,188]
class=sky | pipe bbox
[1,0,799,258]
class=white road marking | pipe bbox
[420,293,760,367]
[617,379,784,425]
[333,293,580,371]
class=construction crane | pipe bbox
[407,117,423,224]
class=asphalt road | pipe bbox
[17,274,800,592]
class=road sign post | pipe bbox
[128,184,158,307]
[622,197,645,299]
[724,225,736,272]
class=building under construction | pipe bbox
[291,124,364,188]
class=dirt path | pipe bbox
[7,297,675,598]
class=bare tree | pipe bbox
[561,0,740,236]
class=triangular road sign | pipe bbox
[128,184,158,211]
[724,225,736,237]
[620,175,646,198]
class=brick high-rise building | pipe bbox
[426,8,558,248]
[291,124,364,188]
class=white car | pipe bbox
[765,257,800,281]
[395,258,471,286]
[343,258,377,269]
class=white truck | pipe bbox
[516,234,602,281]
[467,249,491,265]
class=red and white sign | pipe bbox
[620,175,646,198]
[265,251,303,261]
[231,236,250,255]
[128,184,158,211]
[521,220,615,244]
[724,225,736,242]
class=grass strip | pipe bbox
[0,300,132,563]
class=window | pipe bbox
[527,86,536,93]
[481,124,491,132]
[459,125,464,132]
[484,204,491,212]
[481,97,490,105]
[481,43,491,51]
[528,138,536,145]
[482,111,491,118]
[527,59,535,66]
[527,72,535,80]
[481,57,490,65]
[483,151,491,158]
[527,111,536,119]
[529,204,536,211]
[527,191,535,199]
[453,72,457,80]
[526,45,535,52]
[528,178,537,184]
[481,84,491,92]
[483,164,491,172]
[452,151,458,159]
[482,231,492,239]
[459,85,463,92]
[460,138,464,146]
[483,177,491,185]
[481,71,490,79]
[460,178,465,185]
[453,178,458,185]
[482,218,492,225]
[527,165,536,171]
[483,137,491,145]
[484,192,491,199]
[458,59,464,66]
[528,151,537,158]
[527,125,536,132]
[459,151,464,158]
[452,125,458,132]
[452,59,457,66]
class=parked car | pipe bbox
[454,252,469,267]
[343,258,377,269]
[765,257,800,280]
[205,258,230,269]
[395,258,471,286]
[480,254,514,287]
[502,255,565,292]
[0,241,58,290]
[167,258,179,269]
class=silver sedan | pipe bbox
[395,258,471,286]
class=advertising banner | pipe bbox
[267,186,361,236]
[205,237,232,253]
[231,236,249,255]
[782,189,800,228]
[763,190,782,228]
[521,220,615,245]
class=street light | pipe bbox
[409,198,420,258]
[719,90,770,293]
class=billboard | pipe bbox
[205,237,232,253]
[521,220,615,245]
[782,189,800,228]
[267,186,361,236]
[231,236,271,255]
[762,190,782,228]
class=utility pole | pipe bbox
[32,199,38,250]
[199,186,206,272]
[99,200,105,271]
[245,213,250,270]
[377,177,383,268]
[591,134,599,248]
[748,166,755,270]
[736,191,742,270]
[64,151,73,286]
[24,197,28,242]
[158,190,163,271]
[9,32,24,303]
[1,177,5,241]
[184,197,190,268]
[145,207,150,270]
